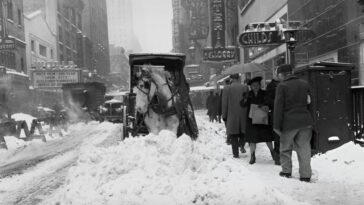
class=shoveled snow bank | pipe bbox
[312,142,364,184]
[48,127,305,204]
[41,111,364,205]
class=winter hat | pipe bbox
[229,73,240,80]
[276,64,293,74]
[248,76,263,85]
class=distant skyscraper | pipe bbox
[82,0,110,76]
[107,0,140,52]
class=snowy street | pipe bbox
[0,122,122,204]
[0,110,363,205]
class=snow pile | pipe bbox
[50,123,304,205]
[312,142,364,184]
[11,113,36,128]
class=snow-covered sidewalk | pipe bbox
[41,110,364,205]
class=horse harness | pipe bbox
[136,75,179,117]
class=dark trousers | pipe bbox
[230,133,245,157]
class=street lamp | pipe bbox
[284,30,298,68]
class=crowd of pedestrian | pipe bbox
[218,64,314,183]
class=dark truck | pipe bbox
[62,82,106,121]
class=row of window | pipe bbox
[6,0,22,26]
[0,51,25,72]
[30,40,54,59]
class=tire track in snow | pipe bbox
[0,122,122,205]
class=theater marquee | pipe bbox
[31,69,81,89]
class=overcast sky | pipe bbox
[132,0,173,52]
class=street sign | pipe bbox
[238,31,284,47]
[0,37,15,51]
[202,47,237,61]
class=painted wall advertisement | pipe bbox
[31,69,81,89]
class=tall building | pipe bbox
[289,0,364,85]
[172,0,239,86]
[82,0,110,76]
[23,0,110,77]
[0,0,27,73]
[107,0,140,52]
[24,10,57,72]
[23,0,85,67]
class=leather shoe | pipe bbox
[300,177,311,182]
[240,147,246,153]
[279,172,292,178]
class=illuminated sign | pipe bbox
[203,47,237,61]
[238,31,284,47]
[31,69,81,89]
[210,0,225,48]
[0,37,15,50]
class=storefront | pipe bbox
[288,0,364,85]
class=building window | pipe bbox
[58,26,63,42]
[39,44,47,57]
[21,58,25,72]
[51,49,54,59]
[7,0,13,20]
[18,9,22,25]
[31,40,35,52]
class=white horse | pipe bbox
[134,65,179,135]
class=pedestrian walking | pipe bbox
[222,79,231,144]
[206,91,214,122]
[222,73,248,158]
[266,72,281,165]
[211,92,220,122]
[243,76,275,164]
[274,64,314,182]
[216,83,223,123]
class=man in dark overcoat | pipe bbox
[274,64,314,182]
[206,91,214,122]
[222,73,248,158]
[265,72,281,165]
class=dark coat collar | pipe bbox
[284,75,299,82]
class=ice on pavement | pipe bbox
[42,111,364,205]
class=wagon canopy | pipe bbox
[129,53,186,89]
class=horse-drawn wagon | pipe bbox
[122,53,198,139]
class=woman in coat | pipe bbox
[243,76,275,164]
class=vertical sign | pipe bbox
[210,0,225,48]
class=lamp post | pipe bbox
[284,30,298,68]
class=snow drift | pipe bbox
[48,122,306,205]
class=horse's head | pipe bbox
[134,74,153,113]
[134,65,173,114]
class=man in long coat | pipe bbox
[222,73,248,158]
[274,64,314,182]
[266,73,280,165]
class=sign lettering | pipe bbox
[238,31,284,47]
[31,69,81,89]
[0,37,16,51]
[210,0,225,48]
[202,47,237,61]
